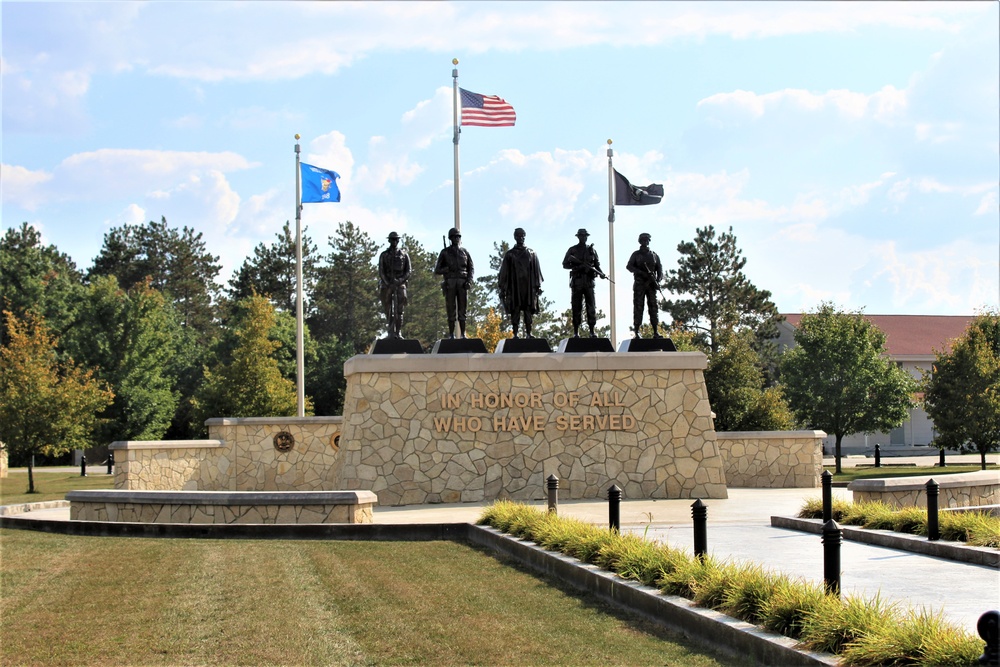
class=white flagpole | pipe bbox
[452,58,461,233]
[607,139,617,346]
[294,135,305,417]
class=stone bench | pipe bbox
[66,490,377,524]
[848,471,1000,509]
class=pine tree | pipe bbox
[396,235,447,349]
[705,330,795,431]
[663,225,781,354]
[227,221,318,314]
[310,221,380,354]
[191,294,300,429]
[0,310,113,492]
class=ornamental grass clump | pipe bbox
[798,593,897,655]
[798,497,851,521]
[838,608,983,666]
[479,502,982,665]
[758,578,828,639]
[942,510,1000,548]
[890,506,927,535]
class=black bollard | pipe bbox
[939,448,946,467]
[546,474,559,514]
[107,451,114,475]
[821,470,833,523]
[979,610,999,666]
[691,499,708,561]
[926,479,940,541]
[822,519,842,596]
[874,443,881,468]
[608,484,622,532]
[80,454,87,477]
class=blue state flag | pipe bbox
[300,162,341,203]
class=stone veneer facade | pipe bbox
[332,352,729,506]
[716,431,825,488]
[112,417,343,491]
[849,471,1000,509]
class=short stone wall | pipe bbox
[111,417,343,491]
[67,489,375,524]
[334,352,729,506]
[716,431,826,488]
[849,471,1000,509]
[0,447,7,478]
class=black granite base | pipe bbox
[557,337,615,353]
[618,337,678,352]
[496,337,552,353]
[369,338,425,354]
[431,338,489,354]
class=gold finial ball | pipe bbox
[453,58,459,65]
[295,133,301,140]
[607,139,613,145]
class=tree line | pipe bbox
[1,218,996,483]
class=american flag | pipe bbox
[460,88,516,127]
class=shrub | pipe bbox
[759,578,828,639]
[839,608,983,666]
[799,593,897,655]
[720,564,783,624]
[890,506,927,535]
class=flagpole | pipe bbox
[452,58,461,233]
[607,139,617,346]
[293,135,305,417]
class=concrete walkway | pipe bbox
[4,459,998,634]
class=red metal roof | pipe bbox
[782,314,973,356]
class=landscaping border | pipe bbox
[771,515,999,567]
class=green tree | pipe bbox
[191,294,300,430]
[89,217,222,340]
[0,310,114,493]
[538,308,611,343]
[705,330,795,431]
[780,304,917,473]
[922,311,1000,470]
[310,221,380,354]
[1,223,84,342]
[227,221,318,314]
[62,276,180,443]
[663,225,782,355]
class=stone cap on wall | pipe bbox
[110,440,224,450]
[716,431,827,439]
[344,351,707,376]
[205,416,344,426]
[848,470,1000,493]
[67,489,378,505]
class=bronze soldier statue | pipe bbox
[562,228,605,338]
[434,227,474,338]
[625,232,663,338]
[498,227,544,338]
[378,232,411,339]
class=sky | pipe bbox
[3,1,998,343]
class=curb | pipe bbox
[771,515,999,567]
[0,500,70,516]
[467,525,839,666]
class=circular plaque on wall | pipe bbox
[273,431,295,452]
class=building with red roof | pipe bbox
[776,314,974,455]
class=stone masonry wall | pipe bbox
[334,352,729,506]
[112,441,225,490]
[716,431,825,488]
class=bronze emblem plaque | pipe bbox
[273,431,295,452]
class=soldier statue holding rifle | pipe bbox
[625,232,663,338]
[378,232,411,339]
[434,227,474,338]
[562,228,606,338]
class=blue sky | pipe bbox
[3,1,998,341]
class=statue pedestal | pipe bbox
[557,337,615,353]
[432,338,489,354]
[335,351,729,506]
[496,338,552,353]
[370,338,424,354]
[618,338,678,352]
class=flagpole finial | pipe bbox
[607,139,612,145]
[295,133,301,140]
[453,58,459,65]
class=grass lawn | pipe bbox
[0,470,114,506]
[829,463,998,484]
[0,529,744,667]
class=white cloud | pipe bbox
[697,86,907,123]
[0,164,54,210]
[974,191,999,216]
